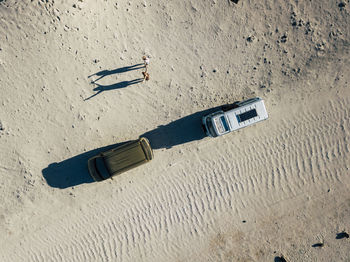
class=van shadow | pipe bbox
[42,142,128,189]
[43,104,229,188]
[140,105,223,149]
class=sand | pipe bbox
[0,0,350,261]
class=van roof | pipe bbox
[224,98,268,131]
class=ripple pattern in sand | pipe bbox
[2,97,350,262]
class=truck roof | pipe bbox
[103,137,153,176]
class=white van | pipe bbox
[202,97,268,137]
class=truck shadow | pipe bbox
[42,142,127,189]
[42,104,229,188]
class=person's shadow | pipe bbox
[84,78,143,100]
[88,63,144,83]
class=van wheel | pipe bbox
[221,101,240,112]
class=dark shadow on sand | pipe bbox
[84,78,143,100]
[42,142,129,189]
[312,243,324,248]
[43,103,237,188]
[140,105,224,149]
[274,256,287,262]
[336,231,349,239]
[88,63,144,83]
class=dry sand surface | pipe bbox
[1,0,350,261]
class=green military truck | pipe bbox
[88,137,153,181]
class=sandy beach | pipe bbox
[0,0,350,261]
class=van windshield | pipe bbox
[213,115,229,134]
[220,116,229,132]
[206,117,218,137]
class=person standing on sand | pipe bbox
[142,71,150,82]
[142,55,150,71]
